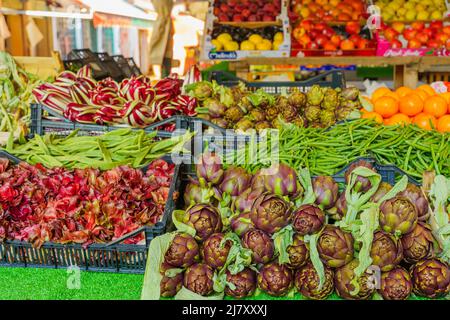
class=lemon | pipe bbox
[274,32,284,42]
[224,41,239,51]
[273,40,283,50]
[405,9,416,21]
[431,10,443,19]
[256,39,272,50]
[397,7,407,17]
[211,39,223,51]
[217,33,233,45]
[416,11,430,20]
[248,34,264,45]
[240,40,256,50]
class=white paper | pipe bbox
[26,18,44,49]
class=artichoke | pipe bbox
[249,193,291,234]
[288,91,307,108]
[276,95,289,110]
[190,81,213,100]
[312,176,339,210]
[235,118,254,131]
[344,160,377,193]
[401,222,435,264]
[319,110,336,127]
[290,116,306,128]
[233,187,265,214]
[225,268,257,299]
[341,87,359,101]
[379,196,418,236]
[306,85,324,106]
[265,106,279,121]
[183,263,214,296]
[370,182,392,203]
[225,106,245,122]
[164,233,200,268]
[292,205,325,236]
[202,233,231,269]
[334,259,375,300]
[333,191,347,220]
[411,258,450,298]
[286,233,309,269]
[219,167,252,197]
[184,204,223,241]
[379,267,412,300]
[257,262,293,297]
[318,226,354,268]
[294,263,335,300]
[183,182,204,207]
[249,109,266,122]
[370,231,403,272]
[242,229,274,264]
[399,183,430,221]
[204,98,226,118]
[230,212,254,237]
[160,262,184,297]
[196,152,224,186]
[210,117,229,128]
[322,88,339,111]
[255,121,271,131]
[304,105,321,122]
[260,163,303,198]
[281,104,298,121]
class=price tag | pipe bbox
[430,81,448,94]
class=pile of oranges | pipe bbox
[361,85,450,133]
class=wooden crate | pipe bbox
[14,51,64,80]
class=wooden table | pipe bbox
[226,56,450,88]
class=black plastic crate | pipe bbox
[209,70,346,93]
[63,58,84,74]
[29,103,189,139]
[68,49,110,80]
[112,55,133,78]
[126,57,142,76]
[0,151,182,274]
[95,52,125,82]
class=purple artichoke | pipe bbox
[312,176,339,209]
[232,187,265,214]
[249,193,292,234]
[370,182,392,203]
[230,212,254,237]
[201,233,231,269]
[344,160,377,193]
[184,204,223,241]
[242,229,275,264]
[260,163,303,198]
[292,205,325,236]
[399,183,430,221]
[225,268,257,299]
[164,233,200,268]
[379,196,418,236]
[183,182,204,207]
[286,233,309,269]
[317,226,354,268]
[295,263,335,300]
[334,259,375,300]
[183,263,215,296]
[379,267,412,300]
[196,152,224,186]
[257,262,293,297]
[219,167,252,196]
[332,191,347,221]
[411,259,450,299]
[370,231,403,272]
[160,262,184,297]
[401,222,435,264]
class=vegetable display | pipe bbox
[141,152,450,300]
[187,82,362,130]
[5,129,193,170]
[0,158,175,247]
[33,66,197,130]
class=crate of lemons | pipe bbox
[211,32,285,51]
[376,0,447,22]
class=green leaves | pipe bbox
[304,233,326,290]
[429,175,450,262]
[272,225,295,265]
[172,210,196,237]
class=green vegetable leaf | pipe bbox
[141,232,177,300]
[172,210,196,237]
[304,233,325,290]
[222,232,254,275]
[272,225,294,265]
[296,167,316,206]
[174,286,224,300]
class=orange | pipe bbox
[384,91,400,101]
[399,93,424,116]
[371,87,391,102]
[439,92,450,104]
[423,95,448,118]
[386,113,411,126]
[360,108,369,114]
[414,89,429,101]
[413,113,438,130]
[417,84,436,96]
[437,115,450,132]
[395,86,413,98]
[374,96,399,118]
[361,111,383,124]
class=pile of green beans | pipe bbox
[236,119,450,180]
[6,129,193,170]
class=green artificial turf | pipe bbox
[0,267,144,300]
